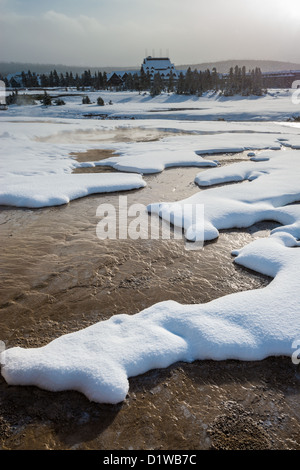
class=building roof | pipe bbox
[106,56,180,83]
[143,56,174,70]
[106,70,133,80]
[142,56,178,78]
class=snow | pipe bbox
[1,115,300,208]
[149,149,300,241]
[88,130,297,174]
[141,57,178,79]
[0,173,146,208]
[93,148,218,174]
[1,89,300,404]
[3,87,300,121]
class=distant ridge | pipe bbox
[0,62,139,77]
[1,59,300,77]
[176,59,300,73]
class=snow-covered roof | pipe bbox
[143,57,174,70]
[6,73,23,83]
[94,57,180,82]
[142,57,178,78]
[106,71,132,80]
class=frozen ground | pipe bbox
[3,87,300,121]
[1,89,300,404]
[1,110,300,207]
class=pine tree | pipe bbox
[75,73,81,89]
[234,65,241,93]
[183,67,192,94]
[49,71,54,87]
[98,72,104,89]
[224,67,234,96]
[198,71,204,96]
[150,72,163,96]
[139,67,148,90]
[167,71,175,93]
[241,66,247,95]
[102,72,108,89]
[253,67,263,95]
[124,73,133,90]
[53,70,60,87]
[176,72,185,94]
[145,71,152,90]
[27,70,33,87]
[59,73,66,87]
[42,91,52,106]
[69,72,75,87]
[191,69,200,95]
[36,72,48,88]
[133,73,140,91]
[212,67,219,92]
[21,71,27,87]
[201,69,212,92]
[82,70,92,87]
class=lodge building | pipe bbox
[106,57,300,90]
[141,56,178,80]
[106,56,179,87]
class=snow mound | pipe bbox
[148,150,300,241]
[0,173,146,208]
[93,149,217,174]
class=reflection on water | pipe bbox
[34,127,189,144]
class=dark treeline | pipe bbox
[148,66,264,96]
[2,69,109,90]
[222,65,264,96]
[2,65,265,96]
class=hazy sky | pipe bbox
[1,0,300,67]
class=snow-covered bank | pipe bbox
[0,173,146,208]
[92,148,218,174]
[1,117,300,207]
[3,88,300,121]
[148,150,300,241]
